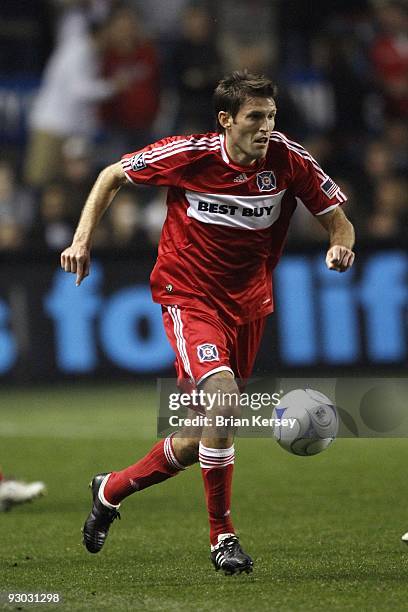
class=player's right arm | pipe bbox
[60,162,127,286]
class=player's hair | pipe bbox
[213,70,277,133]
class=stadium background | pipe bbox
[0,0,406,383]
[0,1,407,611]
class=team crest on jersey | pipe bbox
[256,171,276,192]
[197,343,219,363]
[130,152,147,171]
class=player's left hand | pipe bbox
[325,245,355,272]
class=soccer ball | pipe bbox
[272,389,338,456]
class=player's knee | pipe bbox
[172,436,199,466]
[201,370,241,418]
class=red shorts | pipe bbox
[162,304,266,389]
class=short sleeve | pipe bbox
[291,145,347,215]
[121,135,191,187]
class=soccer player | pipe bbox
[60,71,355,575]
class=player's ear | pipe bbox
[218,111,232,130]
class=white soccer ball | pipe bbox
[272,389,338,456]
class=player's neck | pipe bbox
[224,137,259,168]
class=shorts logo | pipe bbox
[197,343,219,362]
[256,171,276,192]
[130,152,147,171]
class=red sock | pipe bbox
[104,435,185,505]
[199,442,235,546]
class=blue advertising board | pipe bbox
[0,247,406,382]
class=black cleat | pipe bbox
[210,536,254,575]
[82,473,120,554]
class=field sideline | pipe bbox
[1,383,408,611]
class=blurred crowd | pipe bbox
[0,0,406,251]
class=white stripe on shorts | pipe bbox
[167,306,194,382]
[196,365,235,387]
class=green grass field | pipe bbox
[1,383,408,611]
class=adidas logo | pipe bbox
[233,173,248,183]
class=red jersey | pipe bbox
[121,131,347,324]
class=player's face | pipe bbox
[223,97,276,166]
